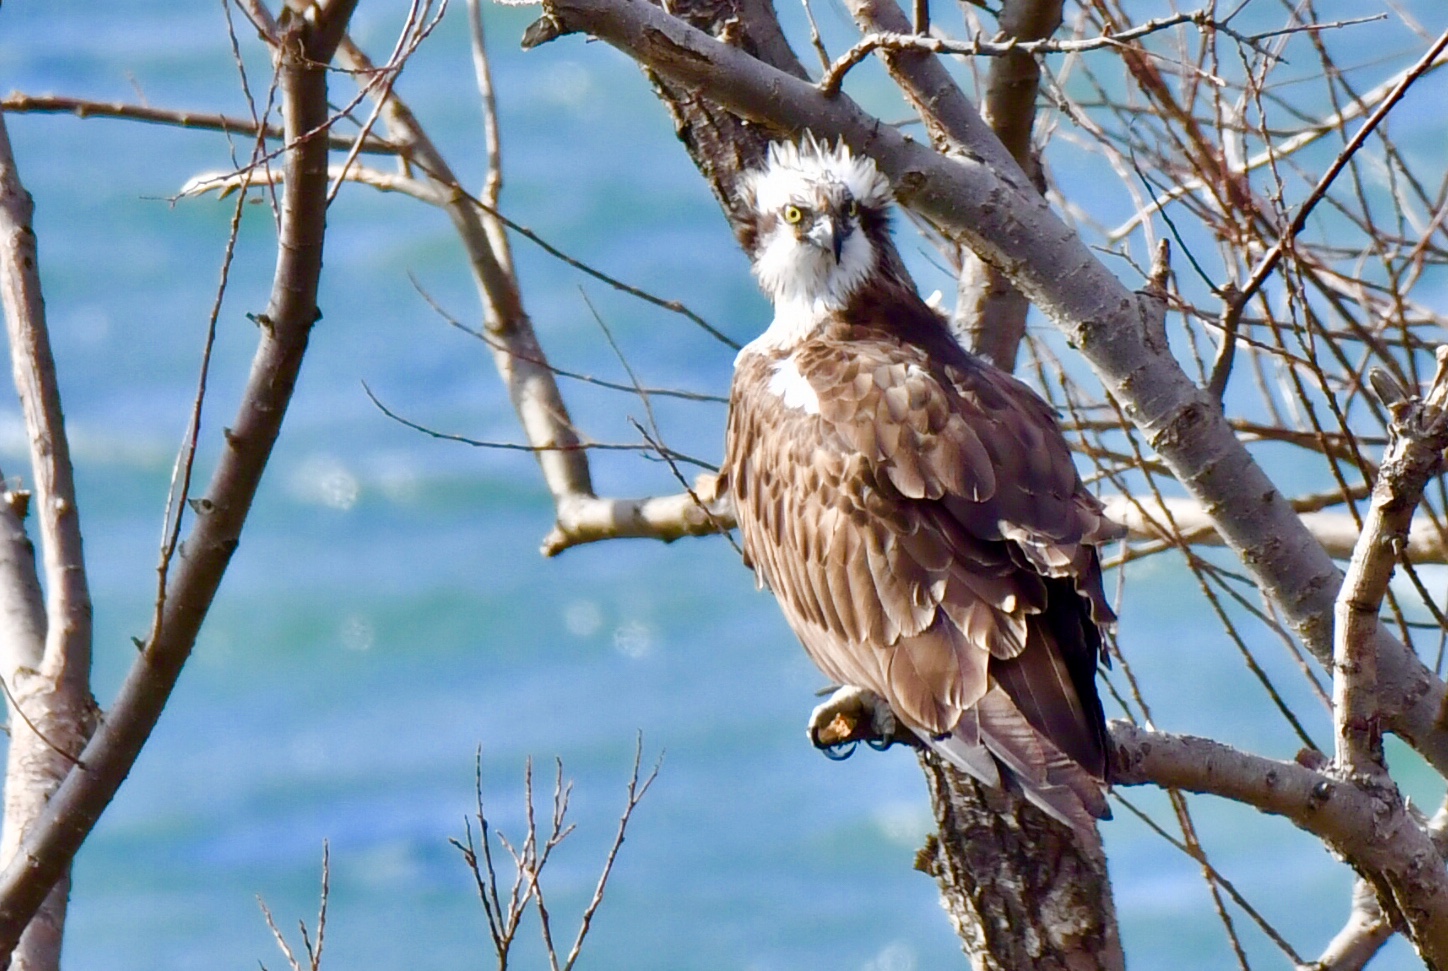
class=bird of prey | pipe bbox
[720,136,1121,832]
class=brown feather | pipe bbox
[724,265,1117,830]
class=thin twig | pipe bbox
[258,896,303,971]
[1234,28,1448,311]
[563,734,661,970]
[362,382,718,470]
[0,93,401,155]
[413,276,724,402]
[153,128,255,647]
[466,0,506,207]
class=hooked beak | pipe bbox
[807,216,847,263]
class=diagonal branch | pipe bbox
[0,118,91,714]
[0,94,401,155]
[334,29,737,559]
[333,36,596,516]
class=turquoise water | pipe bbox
[2,1,1445,968]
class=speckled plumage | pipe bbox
[723,137,1121,831]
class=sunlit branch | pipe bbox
[0,107,97,971]
[180,164,441,202]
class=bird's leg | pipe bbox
[808,685,917,756]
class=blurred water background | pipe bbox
[2,1,1447,968]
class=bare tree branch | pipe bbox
[180,164,440,202]
[1333,354,1448,775]
[0,1,360,957]
[0,117,92,740]
[1112,721,1448,965]
[1233,29,1448,313]
[542,477,731,556]
[0,488,44,683]
[333,37,598,523]
[956,0,1061,371]
[0,110,98,971]
[1314,877,1394,971]
[0,93,400,155]
[453,743,660,971]
[560,736,659,971]
[1104,45,1448,244]
[1100,494,1448,563]
[465,0,505,208]
[256,843,330,971]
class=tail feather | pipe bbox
[922,717,1002,791]
[920,686,1108,836]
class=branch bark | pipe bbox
[1315,877,1394,971]
[1112,722,1448,967]
[916,754,1123,971]
[0,0,358,959]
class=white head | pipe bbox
[738,135,894,315]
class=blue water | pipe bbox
[1,1,1445,968]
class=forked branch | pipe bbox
[452,740,661,971]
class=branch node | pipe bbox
[3,489,30,521]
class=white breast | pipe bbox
[765,355,820,415]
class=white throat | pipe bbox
[740,226,874,358]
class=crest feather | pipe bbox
[740,134,893,215]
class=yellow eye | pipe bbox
[783,205,803,224]
[846,200,859,218]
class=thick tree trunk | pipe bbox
[620,1,1123,964]
[917,753,1123,971]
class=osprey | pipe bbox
[721,137,1120,832]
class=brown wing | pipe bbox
[723,306,1118,828]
